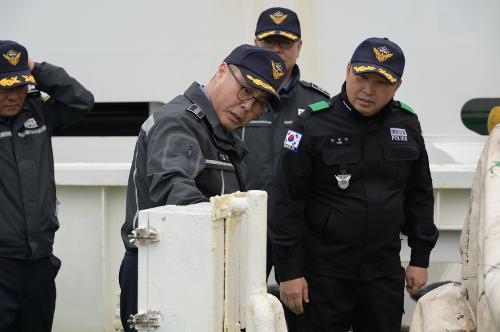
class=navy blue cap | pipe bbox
[0,40,35,90]
[225,44,286,110]
[350,37,405,84]
[255,7,301,41]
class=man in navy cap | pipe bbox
[269,37,439,331]
[237,7,330,331]
[119,44,286,332]
[237,2,330,312]
[0,40,94,332]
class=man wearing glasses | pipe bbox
[236,7,331,331]
[118,44,286,332]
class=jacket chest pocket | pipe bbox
[321,147,361,191]
[200,159,239,196]
[382,145,419,189]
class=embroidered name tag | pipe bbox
[329,136,351,145]
[390,128,407,141]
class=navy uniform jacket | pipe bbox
[121,82,247,251]
[0,62,94,260]
[236,65,330,194]
[270,84,439,282]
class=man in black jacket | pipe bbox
[270,37,439,332]
[238,8,331,330]
[119,44,286,332]
[0,40,94,332]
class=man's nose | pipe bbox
[241,98,255,112]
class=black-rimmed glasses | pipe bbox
[227,65,269,115]
[259,37,298,50]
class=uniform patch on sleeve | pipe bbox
[284,129,303,151]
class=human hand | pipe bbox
[405,265,428,295]
[279,277,309,315]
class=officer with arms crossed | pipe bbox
[270,37,439,331]
[119,44,286,332]
[0,40,94,332]
[239,5,330,276]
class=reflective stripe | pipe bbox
[241,126,246,141]
[132,148,140,229]
[249,120,272,125]
[0,131,12,139]
[205,159,234,169]
[17,125,47,137]
[220,170,225,195]
[141,115,155,136]
[284,121,293,125]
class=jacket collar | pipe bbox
[183,82,247,158]
[278,65,301,97]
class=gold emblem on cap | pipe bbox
[272,60,285,80]
[373,46,393,62]
[270,11,287,25]
[246,74,276,94]
[0,76,21,87]
[2,50,22,66]
[353,65,376,72]
[22,75,36,84]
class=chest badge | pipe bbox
[218,152,230,163]
[24,118,38,129]
[335,173,351,190]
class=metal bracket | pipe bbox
[128,226,160,246]
[127,310,162,330]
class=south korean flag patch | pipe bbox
[284,129,303,152]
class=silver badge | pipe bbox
[335,174,351,189]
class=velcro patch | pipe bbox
[390,128,408,141]
[284,130,303,152]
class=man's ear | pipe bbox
[393,79,402,93]
[345,62,352,77]
[296,40,303,56]
[214,62,228,81]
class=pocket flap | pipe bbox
[383,145,419,161]
[322,148,361,165]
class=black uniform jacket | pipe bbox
[0,62,94,260]
[270,85,439,282]
[236,65,330,194]
[121,82,247,251]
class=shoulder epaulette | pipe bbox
[186,104,205,120]
[308,100,332,113]
[300,81,330,98]
[396,101,416,115]
[26,87,40,98]
[41,93,51,103]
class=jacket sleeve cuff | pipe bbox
[275,260,303,282]
[409,248,432,268]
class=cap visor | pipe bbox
[256,30,299,41]
[0,70,36,90]
[351,62,400,84]
[239,67,282,111]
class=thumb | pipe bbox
[302,282,309,303]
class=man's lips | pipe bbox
[3,104,20,110]
[228,111,241,124]
[357,98,373,105]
